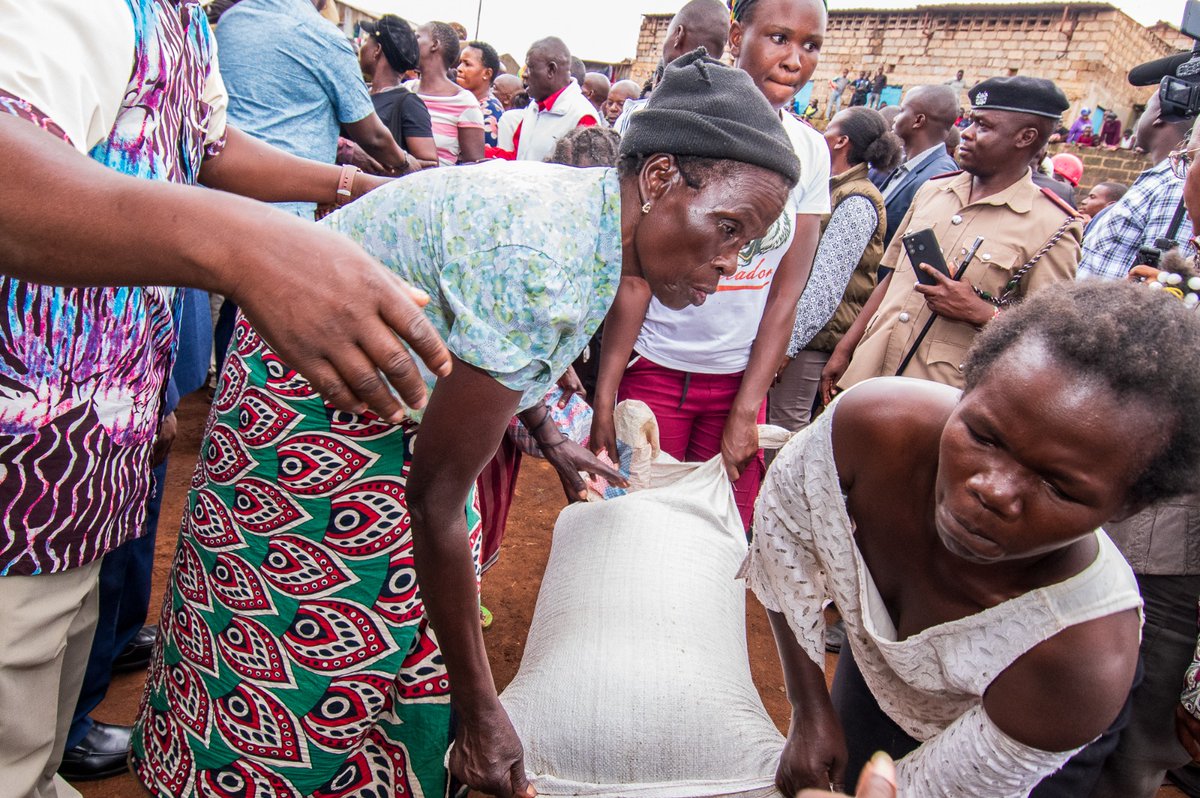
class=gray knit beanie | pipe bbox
[621,49,801,187]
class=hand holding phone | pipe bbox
[902,229,952,285]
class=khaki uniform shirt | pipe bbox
[840,170,1082,390]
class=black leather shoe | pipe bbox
[111,624,157,674]
[824,618,847,654]
[58,721,131,781]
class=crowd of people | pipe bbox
[3,0,1200,797]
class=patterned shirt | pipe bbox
[480,93,504,148]
[789,195,880,355]
[323,161,621,411]
[0,0,227,575]
[1077,160,1194,281]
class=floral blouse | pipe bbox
[323,160,622,414]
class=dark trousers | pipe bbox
[831,644,1135,796]
[65,459,166,748]
[213,298,239,374]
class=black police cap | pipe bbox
[968,76,1070,119]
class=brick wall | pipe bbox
[1148,21,1194,52]
[631,4,1182,130]
[632,14,673,87]
[1047,143,1150,190]
[814,5,1175,129]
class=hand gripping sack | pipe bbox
[499,415,793,798]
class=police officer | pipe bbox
[822,76,1082,396]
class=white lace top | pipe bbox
[741,390,1144,797]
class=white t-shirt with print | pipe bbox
[634,112,831,374]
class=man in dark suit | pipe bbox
[878,84,961,255]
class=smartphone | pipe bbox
[902,228,952,285]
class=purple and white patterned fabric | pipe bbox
[0,0,226,575]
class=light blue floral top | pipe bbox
[324,160,622,413]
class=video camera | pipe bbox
[1129,1,1200,120]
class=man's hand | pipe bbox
[721,410,760,482]
[912,263,995,327]
[150,411,177,468]
[448,703,536,798]
[229,223,451,423]
[1177,704,1200,761]
[542,437,628,502]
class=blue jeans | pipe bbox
[866,92,881,109]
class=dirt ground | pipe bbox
[75,391,1186,798]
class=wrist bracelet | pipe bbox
[528,409,556,439]
[334,165,359,207]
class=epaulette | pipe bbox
[1039,186,1083,218]
[928,170,963,180]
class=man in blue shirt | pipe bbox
[215,0,410,218]
[212,0,414,372]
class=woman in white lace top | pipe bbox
[744,281,1200,797]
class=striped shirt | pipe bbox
[414,84,484,166]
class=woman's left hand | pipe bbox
[721,411,760,482]
[542,437,628,502]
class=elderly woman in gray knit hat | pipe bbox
[131,50,800,798]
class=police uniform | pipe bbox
[839,76,1083,391]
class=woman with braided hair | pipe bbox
[591,0,831,529]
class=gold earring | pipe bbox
[641,202,652,214]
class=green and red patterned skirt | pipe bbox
[131,318,480,797]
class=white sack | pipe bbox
[500,418,791,798]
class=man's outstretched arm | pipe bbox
[0,113,450,421]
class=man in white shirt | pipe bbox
[511,37,598,162]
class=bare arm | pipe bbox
[588,276,653,459]
[769,609,849,795]
[984,609,1140,752]
[457,125,486,164]
[404,135,440,169]
[405,355,531,798]
[723,214,819,479]
[0,113,450,420]
[820,272,891,404]
[343,113,412,173]
[200,126,390,202]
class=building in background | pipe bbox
[632,2,1188,127]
